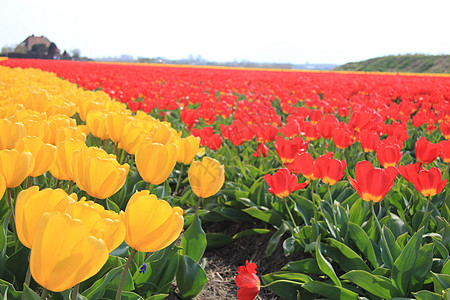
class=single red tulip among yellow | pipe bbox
[30,212,109,292]
[122,190,184,252]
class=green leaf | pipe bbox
[5,245,29,286]
[348,222,378,269]
[232,228,270,240]
[0,211,11,277]
[341,270,400,299]
[315,236,341,287]
[206,233,234,248]
[290,194,315,226]
[249,178,267,206]
[411,243,435,291]
[380,226,402,268]
[242,207,283,226]
[382,213,408,238]
[348,198,369,226]
[176,255,207,299]
[327,238,371,272]
[146,294,169,300]
[262,272,310,300]
[413,290,443,300]
[266,223,288,257]
[392,227,425,296]
[432,272,450,294]
[22,284,40,300]
[282,258,323,275]
[180,214,206,262]
[442,260,450,275]
[431,236,449,259]
[82,266,122,299]
[134,244,179,295]
[302,281,358,300]
[106,198,120,213]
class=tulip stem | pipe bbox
[103,139,108,150]
[370,200,394,267]
[71,283,79,300]
[27,176,33,188]
[174,164,184,196]
[40,289,49,300]
[7,188,16,232]
[116,248,137,300]
[328,185,341,241]
[284,197,297,233]
[195,197,202,215]
[68,181,74,194]
[24,265,31,288]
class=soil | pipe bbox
[168,221,305,300]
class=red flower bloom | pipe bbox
[288,152,320,180]
[253,143,269,158]
[264,168,309,198]
[318,114,339,140]
[127,100,141,112]
[397,162,422,183]
[180,108,199,131]
[315,153,347,185]
[440,121,450,139]
[376,139,403,168]
[235,261,260,300]
[440,140,450,163]
[359,130,380,153]
[349,161,398,202]
[333,128,354,149]
[274,136,308,165]
[415,137,440,165]
[411,167,447,197]
[279,119,302,139]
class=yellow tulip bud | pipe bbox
[122,190,183,252]
[0,149,35,188]
[30,212,109,292]
[49,139,87,181]
[15,186,77,248]
[188,157,225,198]
[15,136,56,177]
[0,119,24,150]
[174,136,201,164]
[72,147,129,199]
[135,142,177,185]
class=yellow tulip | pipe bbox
[90,218,126,252]
[15,136,56,177]
[122,190,183,252]
[0,149,35,188]
[15,186,77,248]
[105,111,133,144]
[86,110,110,140]
[135,142,177,185]
[119,121,150,155]
[0,119,24,150]
[30,212,109,292]
[0,174,5,200]
[174,136,201,164]
[49,139,87,181]
[188,157,225,198]
[54,126,87,145]
[72,147,129,199]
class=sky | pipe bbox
[1,0,449,65]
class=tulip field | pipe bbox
[0,57,450,300]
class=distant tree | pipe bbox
[31,43,48,55]
[70,49,81,60]
[1,45,16,54]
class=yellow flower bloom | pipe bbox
[49,139,87,181]
[15,136,56,177]
[0,149,35,188]
[30,212,109,292]
[71,147,129,199]
[15,186,77,248]
[174,136,201,164]
[188,157,225,198]
[135,142,177,185]
[86,110,110,140]
[0,174,5,200]
[122,190,183,252]
[0,119,24,150]
[105,111,133,144]
[119,121,150,155]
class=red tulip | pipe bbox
[279,119,302,139]
[318,114,339,140]
[235,261,260,300]
[411,167,447,197]
[315,153,347,185]
[333,128,354,149]
[264,168,309,198]
[415,137,440,165]
[253,143,269,158]
[274,136,308,165]
[440,121,450,139]
[376,140,403,168]
[359,130,380,153]
[349,161,398,202]
[180,108,199,131]
[288,152,320,180]
[397,162,422,183]
[439,140,450,163]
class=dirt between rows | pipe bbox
[168,221,305,300]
